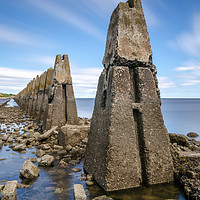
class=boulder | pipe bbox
[0,139,3,148]
[58,125,89,147]
[38,126,58,141]
[19,160,40,179]
[73,184,86,200]
[36,149,46,158]
[1,180,18,200]
[38,155,54,167]
[187,132,199,138]
[13,144,26,151]
[169,133,189,147]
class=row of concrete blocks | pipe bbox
[14,54,78,130]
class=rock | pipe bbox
[86,181,94,186]
[38,126,58,141]
[66,145,72,151]
[0,134,8,141]
[53,145,63,150]
[40,144,51,150]
[92,196,114,200]
[0,139,3,148]
[28,157,37,163]
[13,144,26,151]
[169,133,189,147]
[38,155,54,167]
[187,132,199,138]
[73,184,86,200]
[87,174,93,181]
[72,168,82,173]
[59,125,89,147]
[69,159,80,166]
[36,149,46,158]
[0,184,4,191]
[1,180,18,200]
[19,160,39,179]
[59,160,68,167]
[55,188,63,193]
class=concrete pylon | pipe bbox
[45,54,78,129]
[84,0,174,192]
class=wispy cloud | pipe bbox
[20,55,55,67]
[173,14,200,58]
[175,64,200,86]
[71,67,102,98]
[0,24,52,48]
[0,67,42,94]
[27,0,104,41]
[158,76,176,89]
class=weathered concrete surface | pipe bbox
[1,180,18,200]
[73,184,86,200]
[58,124,89,147]
[84,0,173,192]
[103,0,152,67]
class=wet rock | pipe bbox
[0,134,8,141]
[73,184,86,200]
[38,155,54,167]
[0,139,2,148]
[40,144,51,150]
[187,132,199,138]
[54,145,63,150]
[86,181,94,186]
[1,180,18,200]
[55,188,63,193]
[69,159,80,166]
[19,160,40,179]
[87,174,93,181]
[92,196,114,200]
[66,145,72,151]
[59,160,68,167]
[0,184,4,191]
[28,157,37,163]
[72,168,82,173]
[35,149,46,158]
[13,144,26,151]
[169,133,189,147]
[38,126,58,141]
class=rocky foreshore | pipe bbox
[1,104,200,199]
[169,133,200,200]
[0,105,96,199]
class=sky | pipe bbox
[0,0,200,98]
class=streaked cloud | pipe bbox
[71,67,102,98]
[173,14,200,58]
[0,24,52,48]
[175,64,200,86]
[0,67,43,94]
[158,76,176,89]
[27,0,104,41]
[21,55,55,67]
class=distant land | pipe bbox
[0,93,15,98]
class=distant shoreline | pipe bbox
[0,96,14,99]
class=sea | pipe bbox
[0,98,199,199]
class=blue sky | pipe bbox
[0,0,200,98]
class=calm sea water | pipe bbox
[76,98,200,141]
